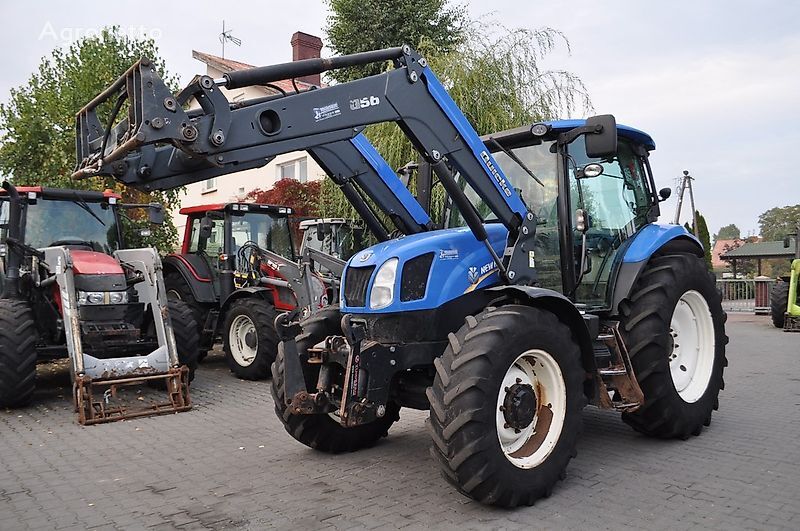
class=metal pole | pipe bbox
[686,170,699,238]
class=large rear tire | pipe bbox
[427,305,585,507]
[0,300,38,408]
[165,271,211,360]
[770,281,790,329]
[618,254,728,439]
[223,298,278,380]
[271,307,400,453]
[168,300,200,382]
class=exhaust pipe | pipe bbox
[1,181,23,299]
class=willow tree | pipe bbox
[0,27,182,252]
[319,25,592,223]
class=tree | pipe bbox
[245,179,322,217]
[325,0,466,82]
[318,26,592,222]
[0,27,180,252]
[685,210,712,270]
[715,223,740,241]
[758,204,800,241]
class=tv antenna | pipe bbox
[673,169,698,237]
[219,20,242,59]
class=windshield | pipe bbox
[230,212,294,260]
[447,141,564,291]
[303,224,369,261]
[24,198,120,253]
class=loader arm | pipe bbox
[74,46,537,277]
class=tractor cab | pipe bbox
[299,218,370,262]
[446,119,676,312]
[175,202,294,298]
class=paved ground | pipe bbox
[1,313,798,530]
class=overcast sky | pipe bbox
[1,1,797,236]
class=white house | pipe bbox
[172,32,328,237]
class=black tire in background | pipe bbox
[618,253,728,439]
[165,271,211,360]
[168,299,200,382]
[770,281,790,329]
[427,305,585,507]
[271,307,400,453]
[223,298,278,380]
[0,300,38,408]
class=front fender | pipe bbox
[486,285,597,375]
[219,286,275,315]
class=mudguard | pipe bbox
[486,285,597,374]
[219,286,275,314]
[163,254,217,304]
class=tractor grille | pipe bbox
[344,265,375,307]
[400,253,434,302]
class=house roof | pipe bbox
[192,50,317,94]
[720,240,795,259]
[712,238,739,268]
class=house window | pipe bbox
[202,178,216,193]
[277,157,308,183]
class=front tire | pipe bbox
[165,271,211,360]
[0,300,38,408]
[427,305,585,507]
[271,307,400,453]
[618,254,728,439]
[223,298,278,380]
[770,281,790,329]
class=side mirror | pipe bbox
[396,161,418,188]
[585,115,618,159]
[199,215,214,240]
[785,236,791,249]
[148,203,164,225]
[658,188,672,201]
[316,227,325,242]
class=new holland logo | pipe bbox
[359,251,374,262]
[467,266,479,284]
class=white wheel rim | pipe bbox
[229,315,258,367]
[167,289,182,300]
[495,349,567,469]
[669,290,715,403]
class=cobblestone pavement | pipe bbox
[1,313,798,530]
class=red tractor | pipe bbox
[0,183,200,424]
[164,202,327,380]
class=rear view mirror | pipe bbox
[585,115,618,159]
[199,216,214,240]
[658,188,672,201]
[148,203,164,225]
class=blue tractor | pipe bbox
[74,46,727,506]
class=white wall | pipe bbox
[171,64,327,243]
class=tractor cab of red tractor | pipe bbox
[167,202,296,306]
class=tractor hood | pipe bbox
[70,251,127,292]
[71,251,124,275]
[340,224,508,313]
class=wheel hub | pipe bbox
[502,382,537,431]
[244,330,257,349]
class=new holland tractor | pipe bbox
[770,225,800,331]
[74,46,727,504]
[0,183,199,424]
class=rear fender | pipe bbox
[485,285,597,377]
[163,254,216,304]
[610,225,704,314]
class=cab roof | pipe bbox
[179,202,292,216]
[0,186,122,201]
[483,120,656,152]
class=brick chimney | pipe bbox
[291,31,323,86]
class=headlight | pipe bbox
[369,258,398,309]
[107,291,128,304]
[77,291,128,305]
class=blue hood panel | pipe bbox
[341,224,509,313]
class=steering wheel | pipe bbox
[584,230,616,258]
[49,237,94,249]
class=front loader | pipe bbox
[0,183,199,424]
[74,46,728,505]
